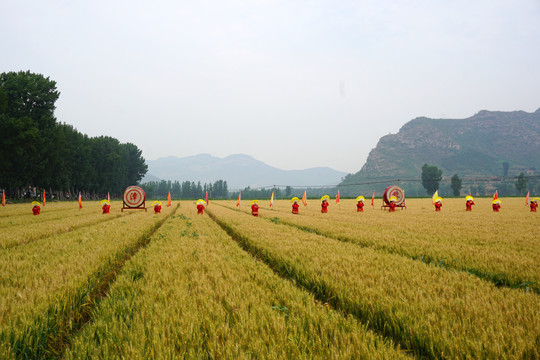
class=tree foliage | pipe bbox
[141,179,228,199]
[450,174,462,196]
[514,172,528,195]
[502,162,509,177]
[421,164,443,196]
[0,71,147,198]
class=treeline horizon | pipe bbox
[0,71,148,198]
[140,179,334,200]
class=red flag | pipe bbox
[525,191,529,206]
[236,192,241,207]
[205,191,209,206]
[167,192,171,207]
[43,190,46,206]
[493,190,498,200]
[2,190,5,207]
[336,190,340,204]
[371,191,375,207]
[78,192,82,209]
[107,192,110,202]
[302,191,307,206]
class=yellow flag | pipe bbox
[432,190,438,205]
[270,191,274,207]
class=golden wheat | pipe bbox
[209,202,540,359]
[225,197,539,291]
[0,203,176,358]
[64,205,408,359]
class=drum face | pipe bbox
[382,186,405,205]
[123,186,146,208]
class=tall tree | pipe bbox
[0,71,148,198]
[0,71,59,130]
[502,162,509,177]
[119,142,148,186]
[515,172,528,195]
[421,164,443,196]
[450,174,462,196]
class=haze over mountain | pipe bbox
[142,154,347,190]
[340,108,540,195]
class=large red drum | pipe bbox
[383,185,405,206]
[123,186,146,208]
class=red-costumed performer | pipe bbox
[388,197,397,212]
[434,197,443,211]
[101,200,111,214]
[465,195,475,211]
[152,201,162,214]
[356,196,365,212]
[531,198,539,212]
[320,195,330,213]
[291,197,300,214]
[196,199,206,215]
[492,199,501,212]
[250,200,260,217]
[31,201,41,215]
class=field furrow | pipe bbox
[222,198,540,292]
[0,205,178,359]
[0,210,127,249]
[207,204,540,359]
[0,201,99,223]
[63,205,409,359]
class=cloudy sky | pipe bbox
[2,0,539,173]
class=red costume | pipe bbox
[102,204,110,214]
[531,202,538,212]
[154,204,161,214]
[292,203,299,214]
[197,204,204,215]
[32,205,41,215]
[251,204,259,217]
[435,202,442,211]
[466,200,474,211]
[321,201,329,213]
[492,203,501,212]
[388,202,396,212]
[356,202,364,212]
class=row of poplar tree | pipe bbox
[141,179,229,199]
[0,71,148,199]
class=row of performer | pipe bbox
[197,195,539,216]
[26,196,540,216]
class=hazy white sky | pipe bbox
[2,0,539,173]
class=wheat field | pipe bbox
[0,198,538,359]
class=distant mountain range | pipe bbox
[340,108,540,194]
[141,154,347,189]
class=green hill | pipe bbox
[340,108,540,196]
